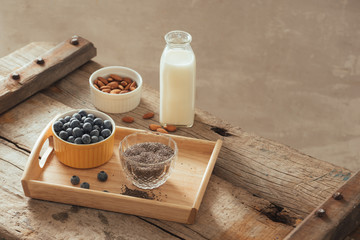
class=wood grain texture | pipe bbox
[0,36,96,114]
[285,171,360,240]
[0,42,358,239]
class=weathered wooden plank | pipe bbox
[0,37,96,114]
[0,92,295,240]
[285,171,360,240]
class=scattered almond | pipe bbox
[157,128,168,134]
[143,112,154,119]
[122,116,134,123]
[164,125,176,132]
[149,124,161,131]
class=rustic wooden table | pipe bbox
[0,41,359,240]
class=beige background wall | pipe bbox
[1,0,359,170]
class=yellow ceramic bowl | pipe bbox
[52,109,115,169]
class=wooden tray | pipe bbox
[21,124,223,224]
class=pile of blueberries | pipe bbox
[53,110,113,144]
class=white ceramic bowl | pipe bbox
[89,66,143,113]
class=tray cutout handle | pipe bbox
[22,117,56,187]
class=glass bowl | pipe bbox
[119,132,178,189]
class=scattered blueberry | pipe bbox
[53,121,63,132]
[78,110,88,117]
[70,119,81,128]
[101,129,111,138]
[80,182,90,189]
[91,136,98,143]
[59,131,68,140]
[90,129,99,137]
[74,137,83,144]
[68,136,75,143]
[97,171,108,182]
[103,120,112,130]
[70,175,80,185]
[82,134,91,144]
[73,127,83,138]
[83,122,92,133]
[94,118,103,126]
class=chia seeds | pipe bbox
[123,142,175,188]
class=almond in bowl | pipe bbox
[89,66,143,113]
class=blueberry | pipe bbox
[82,134,91,144]
[64,116,71,122]
[83,122,92,133]
[103,120,112,130]
[97,171,108,182]
[90,129,99,137]
[93,125,101,131]
[94,118,103,126]
[87,113,95,119]
[66,127,73,136]
[59,118,66,124]
[78,110,88,117]
[73,127,83,138]
[91,136,98,143]
[72,113,82,120]
[80,182,90,189]
[70,119,80,128]
[63,122,70,130]
[84,117,93,124]
[68,136,75,143]
[98,136,104,142]
[70,117,77,122]
[81,116,86,122]
[70,175,80,185]
[59,131,68,140]
[101,129,111,138]
[53,121,63,132]
[74,137,83,144]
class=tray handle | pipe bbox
[21,117,55,183]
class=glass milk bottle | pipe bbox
[160,30,196,127]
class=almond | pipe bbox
[120,81,128,87]
[97,80,105,87]
[97,77,108,85]
[122,116,134,123]
[107,77,114,82]
[149,124,161,131]
[125,83,131,90]
[110,74,123,81]
[118,85,124,90]
[107,81,119,89]
[93,84,99,90]
[157,128,168,134]
[111,89,121,94]
[100,86,111,90]
[143,112,154,119]
[102,88,111,93]
[130,81,137,88]
[124,77,133,84]
[130,87,136,91]
[164,125,176,132]
[120,90,129,94]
